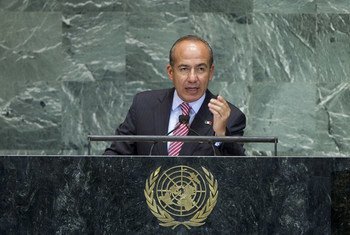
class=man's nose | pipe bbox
[188,68,198,82]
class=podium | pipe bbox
[1,155,349,234]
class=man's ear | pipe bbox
[166,64,174,81]
[209,64,215,81]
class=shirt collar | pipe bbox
[172,90,206,114]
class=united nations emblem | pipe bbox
[144,165,218,229]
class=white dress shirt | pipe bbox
[167,90,206,149]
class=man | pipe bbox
[104,35,246,156]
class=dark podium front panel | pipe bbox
[1,155,349,234]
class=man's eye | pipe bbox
[197,67,206,72]
[180,67,189,72]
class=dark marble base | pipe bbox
[331,170,350,234]
[1,155,349,234]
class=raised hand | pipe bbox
[208,95,231,136]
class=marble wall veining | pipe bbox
[0,0,349,155]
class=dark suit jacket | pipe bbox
[104,88,246,156]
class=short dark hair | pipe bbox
[169,35,214,66]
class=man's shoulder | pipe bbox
[135,88,173,100]
[132,88,174,105]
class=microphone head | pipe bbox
[179,115,190,124]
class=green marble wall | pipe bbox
[0,0,349,156]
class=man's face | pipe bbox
[167,40,214,103]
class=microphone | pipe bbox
[149,114,190,155]
[149,114,217,156]
[166,115,189,136]
[179,114,189,124]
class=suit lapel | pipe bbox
[153,88,174,155]
[180,90,215,156]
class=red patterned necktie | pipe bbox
[168,102,191,156]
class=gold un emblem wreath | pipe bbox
[144,165,218,229]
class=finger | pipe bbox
[208,103,224,115]
[210,96,229,109]
[208,106,222,117]
[217,95,228,104]
[209,100,230,112]
[209,98,223,106]
[209,100,225,112]
[217,95,225,101]
[209,99,218,107]
[208,103,226,113]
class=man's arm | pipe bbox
[103,97,138,155]
[208,95,246,156]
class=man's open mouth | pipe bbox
[185,87,199,92]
